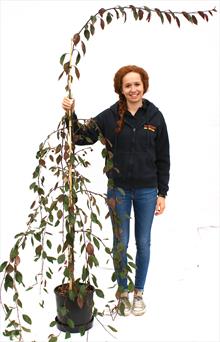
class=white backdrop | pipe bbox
[0,1,219,342]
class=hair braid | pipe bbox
[115,95,127,134]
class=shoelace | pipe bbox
[133,296,144,308]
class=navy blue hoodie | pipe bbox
[71,98,170,196]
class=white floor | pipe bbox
[0,220,219,342]
[84,224,220,342]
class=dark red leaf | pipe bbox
[55,144,62,153]
[86,242,94,256]
[164,12,172,24]
[99,8,106,17]
[146,11,151,22]
[155,8,161,15]
[123,12,127,23]
[72,33,80,46]
[30,201,36,209]
[64,142,69,151]
[14,256,21,267]
[155,8,164,24]
[114,8,120,19]
[176,16,181,28]
[77,295,84,309]
[64,62,70,74]
[64,151,69,160]
[56,155,62,164]
[198,11,205,19]
[169,10,176,19]
[129,5,136,11]
[182,11,191,21]
[58,71,64,81]
[39,159,46,167]
[6,264,14,273]
[204,13,209,21]
[69,205,74,213]
[192,15,198,25]
[100,18,105,30]
[81,41,86,55]
[74,66,80,79]
[138,9,144,20]
[105,212,110,219]
[35,245,42,255]
[107,197,116,209]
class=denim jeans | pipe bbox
[107,187,157,292]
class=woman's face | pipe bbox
[121,72,144,106]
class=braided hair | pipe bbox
[114,65,149,134]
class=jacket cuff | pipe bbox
[158,193,166,198]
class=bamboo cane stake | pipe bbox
[67,39,75,290]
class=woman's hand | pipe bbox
[62,97,75,112]
[155,196,165,216]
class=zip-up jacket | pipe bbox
[71,98,170,196]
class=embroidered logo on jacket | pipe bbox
[144,124,156,132]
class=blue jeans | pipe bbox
[107,187,157,292]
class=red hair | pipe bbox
[114,65,149,133]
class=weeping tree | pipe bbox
[0,3,217,342]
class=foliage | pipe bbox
[0,115,130,341]
[58,4,217,88]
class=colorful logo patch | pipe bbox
[144,124,156,132]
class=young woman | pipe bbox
[62,65,170,316]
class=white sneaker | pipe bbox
[117,292,131,316]
[132,290,146,316]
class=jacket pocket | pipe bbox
[113,152,130,177]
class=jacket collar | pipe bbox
[109,98,159,125]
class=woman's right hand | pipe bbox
[62,97,75,112]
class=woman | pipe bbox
[62,65,170,316]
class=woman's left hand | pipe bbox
[155,196,165,216]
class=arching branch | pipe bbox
[58,4,217,91]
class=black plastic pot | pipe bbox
[54,283,94,333]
